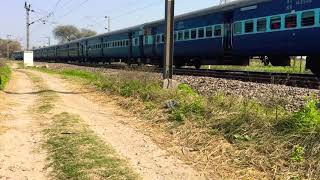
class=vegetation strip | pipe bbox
[25,70,139,180]
[44,112,139,180]
[0,62,11,90]
[32,66,320,179]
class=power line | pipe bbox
[91,0,163,30]
[58,0,90,19]
[53,0,63,12]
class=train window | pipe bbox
[234,22,242,35]
[191,29,197,39]
[257,18,266,32]
[178,31,183,41]
[184,30,190,40]
[206,26,213,37]
[245,20,254,33]
[270,16,281,30]
[302,11,315,26]
[214,25,222,36]
[126,40,129,46]
[198,28,204,38]
[285,14,297,28]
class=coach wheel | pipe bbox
[192,60,201,69]
[269,56,291,66]
[307,56,320,77]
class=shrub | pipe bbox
[290,97,320,130]
[169,84,206,121]
[291,145,305,163]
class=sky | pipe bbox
[0,0,223,48]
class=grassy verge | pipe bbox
[31,66,320,179]
[0,62,11,90]
[44,112,139,180]
[25,70,139,179]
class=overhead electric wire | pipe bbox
[91,0,163,29]
[58,0,90,19]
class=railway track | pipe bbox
[174,69,320,89]
[52,62,320,89]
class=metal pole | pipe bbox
[105,16,111,32]
[163,0,174,80]
[108,16,111,32]
[25,2,31,50]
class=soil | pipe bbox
[0,65,205,180]
[0,70,48,180]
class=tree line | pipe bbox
[0,39,21,58]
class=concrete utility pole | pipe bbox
[25,2,31,50]
[163,0,174,81]
[6,35,12,59]
[105,16,111,32]
[42,36,51,46]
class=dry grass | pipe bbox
[32,65,320,179]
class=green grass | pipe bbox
[44,112,139,180]
[32,65,320,179]
[202,59,310,74]
[25,71,57,113]
[0,63,11,90]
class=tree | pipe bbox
[53,25,97,44]
[80,28,97,38]
[0,39,22,58]
[53,25,81,43]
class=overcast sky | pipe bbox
[0,0,223,48]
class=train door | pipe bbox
[139,30,144,58]
[151,28,157,57]
[223,11,234,51]
[128,32,133,59]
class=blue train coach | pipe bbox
[16,0,320,75]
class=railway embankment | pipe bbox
[0,61,11,90]
[31,62,320,179]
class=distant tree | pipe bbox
[53,25,97,44]
[53,25,81,43]
[80,28,97,38]
[0,39,22,58]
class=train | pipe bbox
[12,0,320,75]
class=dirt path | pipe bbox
[0,70,48,179]
[25,69,206,180]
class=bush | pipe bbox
[0,64,11,90]
[291,145,305,163]
[290,97,320,130]
[169,84,206,121]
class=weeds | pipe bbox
[0,63,11,90]
[291,145,305,163]
[290,96,320,130]
[44,112,139,180]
